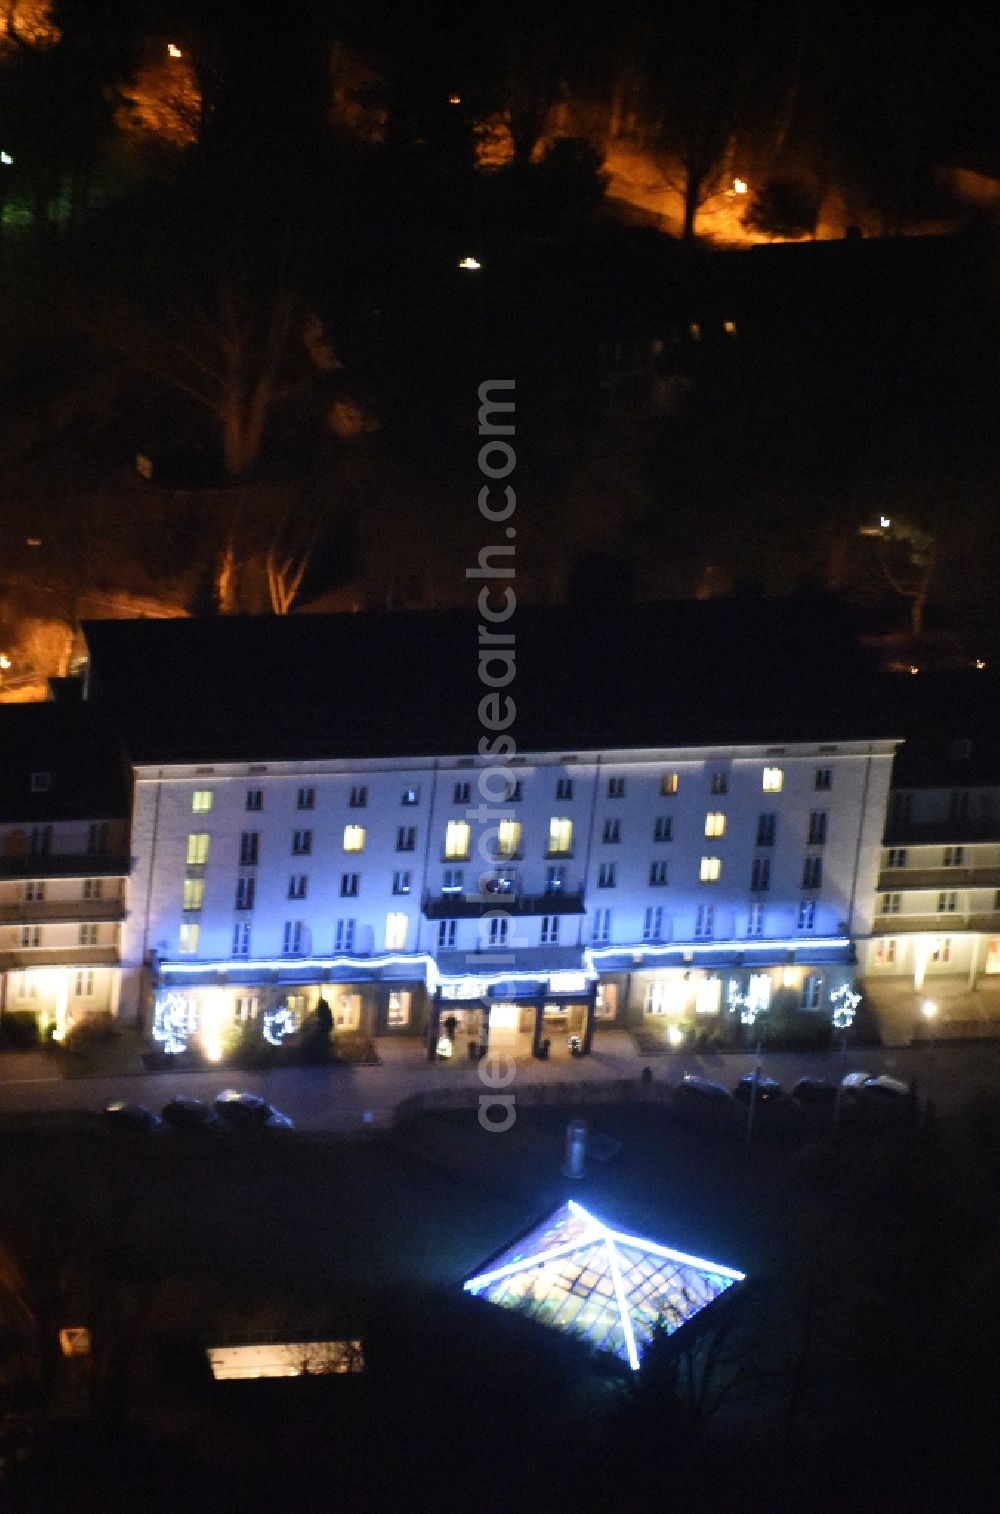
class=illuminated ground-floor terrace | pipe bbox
[0,961,121,1041]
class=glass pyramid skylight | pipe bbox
[463,1200,745,1370]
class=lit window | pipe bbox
[705,812,726,838]
[445,820,471,860]
[548,817,573,856]
[387,990,411,1026]
[385,912,408,950]
[192,789,213,812]
[179,922,200,953]
[696,977,722,1015]
[402,787,420,806]
[661,772,679,795]
[747,973,771,1011]
[496,820,522,858]
[182,878,204,911]
[343,825,366,853]
[186,832,210,866]
[762,767,783,792]
[700,857,721,882]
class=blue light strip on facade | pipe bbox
[158,936,852,988]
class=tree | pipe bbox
[743,177,819,239]
[860,515,937,637]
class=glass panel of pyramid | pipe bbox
[463,1200,744,1369]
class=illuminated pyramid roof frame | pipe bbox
[463,1200,745,1371]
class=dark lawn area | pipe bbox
[1,1099,999,1512]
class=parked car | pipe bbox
[213,1089,294,1130]
[732,1073,784,1105]
[859,1074,912,1103]
[161,1096,226,1133]
[674,1073,732,1105]
[791,1076,837,1106]
[841,1071,872,1091]
[102,1101,162,1133]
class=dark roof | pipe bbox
[83,600,897,764]
[0,704,131,822]
[881,670,1000,787]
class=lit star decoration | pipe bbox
[152,990,194,1055]
[830,984,861,1031]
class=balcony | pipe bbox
[0,899,126,925]
[884,820,1000,846]
[0,853,131,880]
[878,867,1000,891]
[422,888,585,919]
[0,946,120,969]
[873,911,1000,934]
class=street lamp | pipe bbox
[831,985,861,1139]
[921,999,937,1127]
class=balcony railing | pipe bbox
[0,946,120,969]
[873,911,1000,933]
[879,867,1000,891]
[0,900,125,924]
[0,853,131,879]
[422,888,585,919]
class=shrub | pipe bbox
[0,1013,39,1050]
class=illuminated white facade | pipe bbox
[0,821,129,1038]
[864,774,1000,1040]
[125,737,894,1054]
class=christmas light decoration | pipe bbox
[263,1005,297,1047]
[830,984,861,1031]
[153,990,194,1055]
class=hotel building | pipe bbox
[83,603,896,1059]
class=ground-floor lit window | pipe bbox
[333,992,361,1031]
[695,976,722,1015]
[595,983,618,1019]
[387,990,411,1026]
